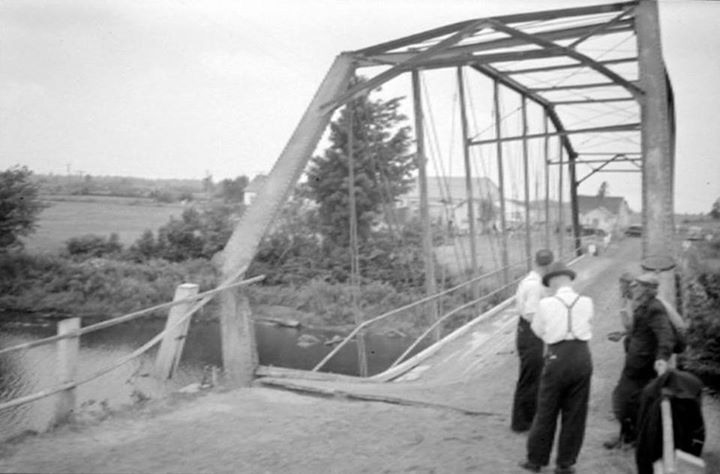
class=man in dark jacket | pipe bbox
[635,369,705,474]
[606,273,675,448]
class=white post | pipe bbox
[154,283,199,380]
[54,317,80,425]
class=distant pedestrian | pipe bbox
[605,273,674,450]
[510,249,554,433]
[520,262,593,474]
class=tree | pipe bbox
[477,198,497,233]
[305,81,415,244]
[597,181,609,199]
[218,175,249,203]
[0,166,47,251]
[710,197,720,220]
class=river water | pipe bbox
[0,316,426,442]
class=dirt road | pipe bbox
[0,239,718,473]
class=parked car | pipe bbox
[687,226,704,241]
[625,225,643,237]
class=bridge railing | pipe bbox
[0,274,265,423]
[311,258,531,372]
[312,247,586,376]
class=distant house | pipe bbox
[578,195,632,236]
[397,176,500,232]
[243,174,268,206]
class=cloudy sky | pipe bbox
[1,0,718,212]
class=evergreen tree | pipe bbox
[306,82,415,244]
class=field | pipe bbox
[23,196,185,253]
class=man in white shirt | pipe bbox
[520,262,594,474]
[511,249,554,433]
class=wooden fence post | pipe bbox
[54,317,80,425]
[219,288,257,387]
[154,283,199,380]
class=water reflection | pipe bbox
[0,317,426,441]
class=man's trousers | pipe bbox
[526,340,593,468]
[511,318,544,432]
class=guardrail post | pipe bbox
[219,288,257,387]
[154,283,199,380]
[54,317,80,425]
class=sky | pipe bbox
[1,0,718,213]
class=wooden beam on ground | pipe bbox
[412,69,440,342]
[469,122,640,146]
[457,67,480,303]
[258,378,500,417]
[488,19,644,98]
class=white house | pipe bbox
[398,176,500,232]
[243,174,268,206]
[578,195,632,236]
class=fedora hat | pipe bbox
[635,273,659,287]
[542,261,576,287]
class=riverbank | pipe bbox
[1,239,718,473]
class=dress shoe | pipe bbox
[519,461,541,472]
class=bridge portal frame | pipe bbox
[217,0,675,382]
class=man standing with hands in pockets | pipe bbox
[520,262,594,474]
[511,249,554,433]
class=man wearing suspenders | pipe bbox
[520,262,594,474]
[511,249,554,432]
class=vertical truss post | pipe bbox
[569,152,582,256]
[347,105,368,377]
[456,67,480,303]
[411,70,440,340]
[521,96,532,271]
[636,0,676,303]
[557,143,565,259]
[543,111,551,249]
[493,80,510,284]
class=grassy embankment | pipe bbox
[3,196,520,336]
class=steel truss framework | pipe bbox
[219,0,675,300]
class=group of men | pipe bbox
[509,249,679,474]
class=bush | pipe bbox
[680,244,720,389]
[65,233,123,258]
[0,252,218,318]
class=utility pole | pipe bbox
[412,69,440,340]
[543,111,551,249]
[636,0,676,304]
